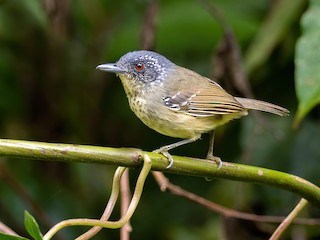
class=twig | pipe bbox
[269,198,308,240]
[43,154,152,240]
[152,172,319,225]
[0,221,19,236]
[76,167,126,239]
[120,169,132,240]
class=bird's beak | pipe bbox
[96,63,126,73]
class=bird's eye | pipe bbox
[135,63,145,71]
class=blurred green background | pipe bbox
[0,0,320,239]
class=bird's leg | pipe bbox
[206,130,222,170]
[153,136,200,169]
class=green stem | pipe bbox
[269,198,308,240]
[0,139,319,207]
[42,154,152,240]
[75,166,127,240]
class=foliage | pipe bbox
[295,0,320,125]
[24,211,42,240]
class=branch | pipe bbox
[152,172,319,225]
[270,198,308,240]
[43,154,152,240]
[75,167,126,239]
[120,169,132,240]
[0,221,19,237]
[0,139,319,207]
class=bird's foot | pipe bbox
[153,148,174,169]
[207,155,222,170]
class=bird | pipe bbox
[96,50,289,169]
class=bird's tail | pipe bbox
[235,97,289,116]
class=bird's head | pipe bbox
[97,51,175,89]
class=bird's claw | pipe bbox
[207,156,222,170]
[163,151,174,169]
[154,147,222,170]
[153,149,174,169]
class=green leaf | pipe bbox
[0,232,29,240]
[295,0,320,126]
[24,211,43,240]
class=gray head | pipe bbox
[96,50,175,84]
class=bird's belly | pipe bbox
[129,97,224,139]
[144,113,217,139]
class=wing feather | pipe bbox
[163,79,245,117]
[161,66,288,117]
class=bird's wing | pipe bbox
[163,80,245,117]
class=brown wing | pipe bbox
[163,79,245,117]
